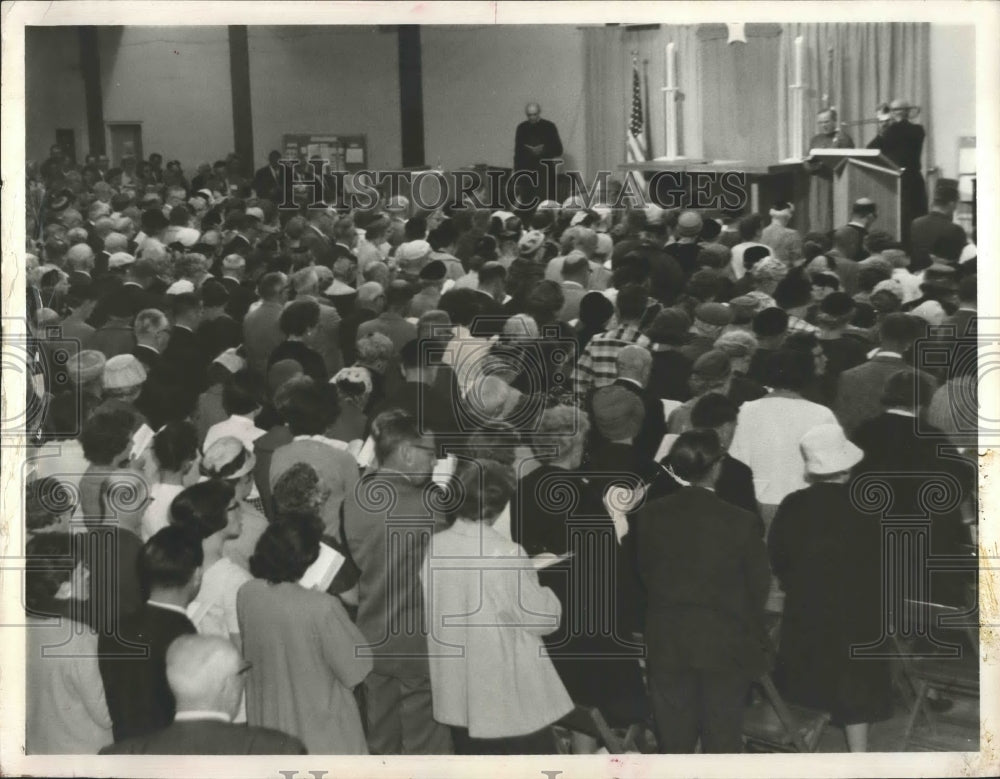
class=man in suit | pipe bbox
[909,178,968,272]
[636,429,770,753]
[831,198,878,262]
[851,369,973,607]
[513,102,563,202]
[357,280,418,356]
[252,150,285,203]
[557,251,589,323]
[613,344,667,461]
[869,99,928,240]
[156,292,208,419]
[834,312,932,435]
[66,243,96,287]
[98,527,201,743]
[132,308,170,374]
[300,212,337,268]
[290,267,343,376]
[219,254,256,322]
[243,272,290,376]
[342,409,452,754]
[690,392,761,530]
[100,635,306,755]
[85,288,138,359]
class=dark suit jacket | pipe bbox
[268,339,328,383]
[636,486,770,674]
[833,222,869,262]
[253,164,284,203]
[910,211,967,270]
[220,276,256,322]
[133,344,161,375]
[835,353,936,434]
[98,603,197,743]
[99,718,306,755]
[513,117,563,171]
[300,224,335,267]
[613,377,668,462]
[715,454,762,533]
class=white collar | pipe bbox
[147,599,190,617]
[293,434,349,450]
[867,349,903,359]
[174,710,231,723]
[886,409,917,418]
[617,377,644,389]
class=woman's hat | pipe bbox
[199,436,256,481]
[800,424,863,476]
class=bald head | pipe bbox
[617,344,652,387]
[525,103,541,124]
[165,634,244,718]
[67,243,95,272]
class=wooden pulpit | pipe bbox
[814,149,903,240]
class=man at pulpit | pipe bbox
[513,103,563,205]
[867,99,929,243]
[803,109,855,235]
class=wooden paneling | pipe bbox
[698,26,781,163]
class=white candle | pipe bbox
[794,35,804,85]
[666,42,676,89]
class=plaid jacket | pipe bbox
[573,324,651,393]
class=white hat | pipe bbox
[166,279,196,295]
[103,354,147,390]
[910,300,947,326]
[199,436,256,481]
[245,206,265,221]
[537,199,561,211]
[800,424,863,476]
[108,251,136,269]
[395,240,432,265]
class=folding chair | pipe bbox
[553,706,649,753]
[893,599,980,751]
[742,673,832,752]
[742,609,831,752]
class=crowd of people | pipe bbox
[22,148,978,755]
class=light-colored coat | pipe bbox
[421,519,573,738]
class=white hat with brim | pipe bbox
[800,424,863,476]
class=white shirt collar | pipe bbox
[886,409,917,418]
[174,710,231,723]
[617,377,644,389]
[867,349,903,359]
[294,434,349,450]
[147,599,190,617]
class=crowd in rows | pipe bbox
[21,149,978,755]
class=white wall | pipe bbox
[929,25,976,179]
[98,27,233,168]
[25,27,89,164]
[247,26,401,172]
[422,26,588,174]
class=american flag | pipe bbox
[627,56,648,164]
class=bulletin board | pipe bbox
[281,134,368,172]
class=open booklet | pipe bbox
[299,542,347,592]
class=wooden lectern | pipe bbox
[813,149,903,240]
